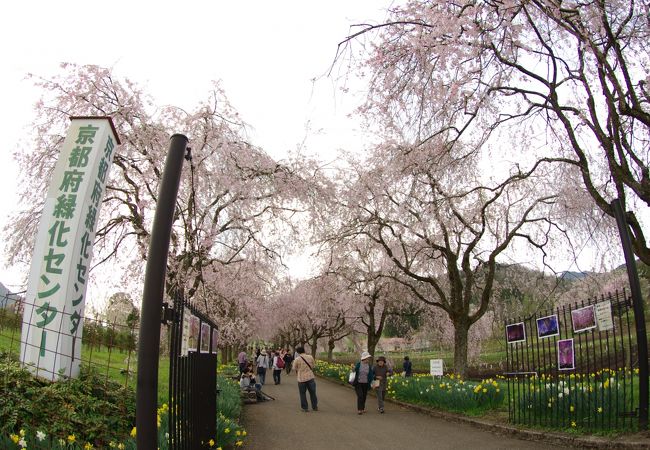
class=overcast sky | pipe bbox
[0,1,397,293]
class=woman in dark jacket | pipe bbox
[352,351,375,414]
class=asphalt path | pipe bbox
[241,370,561,450]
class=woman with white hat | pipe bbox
[351,351,375,414]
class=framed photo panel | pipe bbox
[557,338,575,371]
[506,322,526,344]
[188,315,200,352]
[211,328,218,354]
[200,322,211,353]
[571,305,596,333]
[536,314,559,339]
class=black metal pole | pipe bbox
[611,198,648,430]
[137,134,188,448]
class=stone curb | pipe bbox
[315,374,650,449]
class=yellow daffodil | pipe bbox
[130,427,137,438]
[68,435,76,444]
[209,438,215,447]
[224,427,230,434]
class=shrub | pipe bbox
[0,353,136,447]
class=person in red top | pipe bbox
[291,346,318,412]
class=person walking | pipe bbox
[292,346,318,412]
[374,356,391,413]
[283,348,293,374]
[237,349,248,375]
[272,349,284,384]
[402,355,413,377]
[256,349,270,385]
[352,351,375,414]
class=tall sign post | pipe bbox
[611,199,648,430]
[20,117,120,381]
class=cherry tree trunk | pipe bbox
[327,338,335,362]
[367,333,380,358]
[310,336,318,359]
[452,319,470,377]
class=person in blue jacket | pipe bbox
[403,355,413,377]
[352,351,375,414]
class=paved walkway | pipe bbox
[241,371,562,449]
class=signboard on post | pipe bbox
[595,300,614,332]
[20,117,120,381]
[430,359,444,377]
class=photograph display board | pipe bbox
[506,322,526,344]
[188,315,200,352]
[557,339,575,371]
[211,328,218,354]
[536,314,559,339]
[200,323,211,353]
[571,305,597,333]
[181,307,191,356]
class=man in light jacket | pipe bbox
[292,346,318,412]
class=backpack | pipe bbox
[276,356,285,369]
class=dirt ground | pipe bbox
[241,371,562,450]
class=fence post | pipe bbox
[611,198,648,430]
[137,134,189,448]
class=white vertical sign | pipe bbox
[430,359,444,376]
[595,301,614,332]
[20,117,120,381]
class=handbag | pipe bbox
[371,379,380,389]
[348,371,356,384]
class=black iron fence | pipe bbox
[504,289,645,431]
[166,294,218,449]
[0,292,138,389]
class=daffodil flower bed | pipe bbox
[314,360,505,414]
[511,368,642,431]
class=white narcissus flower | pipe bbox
[36,430,46,441]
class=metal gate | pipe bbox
[504,289,645,431]
[166,294,218,449]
